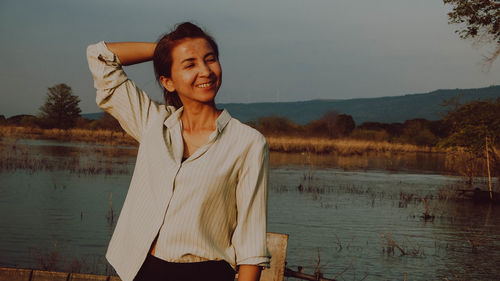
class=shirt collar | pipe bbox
[164,106,183,129]
[215,108,231,133]
[164,106,231,133]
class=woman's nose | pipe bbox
[198,62,213,77]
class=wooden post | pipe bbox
[110,192,114,222]
[486,135,493,200]
[259,233,289,281]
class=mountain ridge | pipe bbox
[83,85,500,125]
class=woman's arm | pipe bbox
[238,265,262,281]
[105,42,156,66]
[231,135,271,278]
[86,41,166,142]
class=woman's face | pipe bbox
[161,38,222,106]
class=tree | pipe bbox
[443,0,500,67]
[93,112,122,131]
[39,83,81,129]
[306,111,355,138]
[441,99,500,197]
[255,116,302,136]
[400,119,438,146]
[336,114,356,137]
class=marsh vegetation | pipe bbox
[1,98,500,280]
[1,140,499,280]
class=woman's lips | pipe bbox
[196,80,216,89]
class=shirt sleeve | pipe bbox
[86,41,165,142]
[232,135,271,269]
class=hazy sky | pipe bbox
[1,0,499,117]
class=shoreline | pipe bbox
[0,126,446,156]
[0,125,443,156]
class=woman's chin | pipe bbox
[197,90,219,102]
[181,95,217,106]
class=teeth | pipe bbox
[197,82,213,88]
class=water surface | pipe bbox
[0,139,499,280]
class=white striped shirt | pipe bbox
[86,41,270,281]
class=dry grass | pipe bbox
[0,126,444,155]
[267,136,441,156]
[380,233,424,257]
[28,243,114,275]
[0,126,137,146]
[0,140,134,175]
[444,148,492,184]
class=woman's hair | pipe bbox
[153,22,219,109]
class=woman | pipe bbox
[86,22,270,281]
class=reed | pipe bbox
[444,148,492,184]
[28,245,113,275]
[1,125,445,155]
[0,126,137,146]
[0,141,133,175]
[266,136,441,156]
[380,233,424,257]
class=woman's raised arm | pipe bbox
[86,41,167,142]
[105,42,157,66]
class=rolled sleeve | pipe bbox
[86,41,128,90]
[232,135,271,268]
[86,41,165,142]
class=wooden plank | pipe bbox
[32,270,69,281]
[0,268,32,281]
[0,268,121,281]
[260,232,289,281]
[0,234,289,281]
[69,273,108,281]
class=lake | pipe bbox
[0,139,499,280]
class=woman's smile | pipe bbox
[196,81,215,88]
[161,38,222,105]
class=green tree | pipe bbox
[441,99,500,197]
[443,0,500,67]
[39,83,81,129]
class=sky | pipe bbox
[0,0,499,117]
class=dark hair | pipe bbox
[153,22,219,109]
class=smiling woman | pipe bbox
[160,38,222,106]
[86,22,270,281]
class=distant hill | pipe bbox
[82,112,103,120]
[83,85,500,125]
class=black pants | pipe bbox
[133,253,236,281]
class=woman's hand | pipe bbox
[237,265,262,281]
[105,42,156,66]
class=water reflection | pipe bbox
[1,139,500,279]
[0,139,462,176]
[270,151,448,174]
[0,139,136,175]
[430,202,500,280]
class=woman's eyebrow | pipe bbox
[204,52,216,59]
[181,58,196,64]
[181,52,216,64]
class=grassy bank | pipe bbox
[0,126,137,146]
[267,136,441,155]
[0,125,442,155]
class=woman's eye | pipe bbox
[184,63,194,69]
[206,56,217,63]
